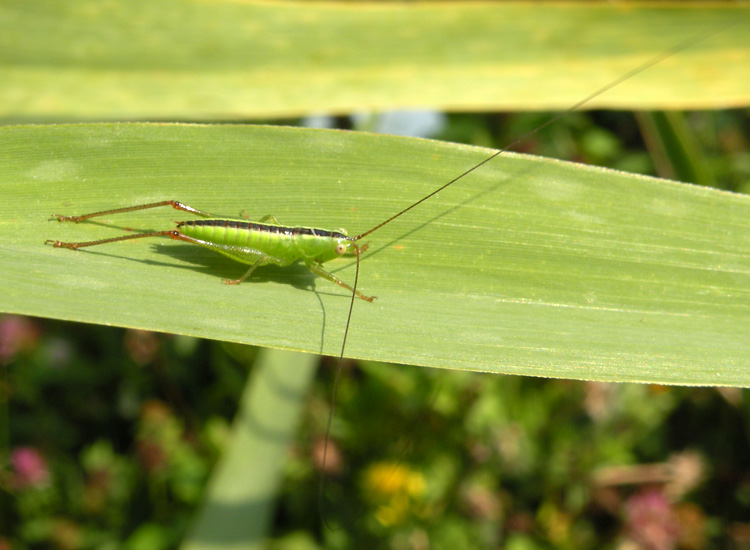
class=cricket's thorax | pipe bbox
[177,218,349,264]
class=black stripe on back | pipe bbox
[178,219,347,239]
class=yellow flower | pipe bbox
[361,462,426,526]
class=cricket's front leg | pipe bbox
[306,261,375,302]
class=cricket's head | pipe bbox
[313,228,370,264]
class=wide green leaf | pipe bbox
[2,124,749,386]
[1,1,747,120]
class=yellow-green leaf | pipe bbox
[1,1,747,120]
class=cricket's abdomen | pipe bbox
[176,219,347,265]
[178,219,298,260]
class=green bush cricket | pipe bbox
[45,200,375,302]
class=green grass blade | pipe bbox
[1,1,747,120]
[636,111,717,187]
[181,348,317,550]
[2,124,749,386]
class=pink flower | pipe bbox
[0,315,39,364]
[11,446,51,490]
[625,487,680,550]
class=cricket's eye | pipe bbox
[335,243,347,255]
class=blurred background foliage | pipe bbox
[2,1,750,549]
[3,307,750,549]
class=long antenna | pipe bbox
[320,18,734,526]
[355,20,732,242]
[319,243,363,529]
